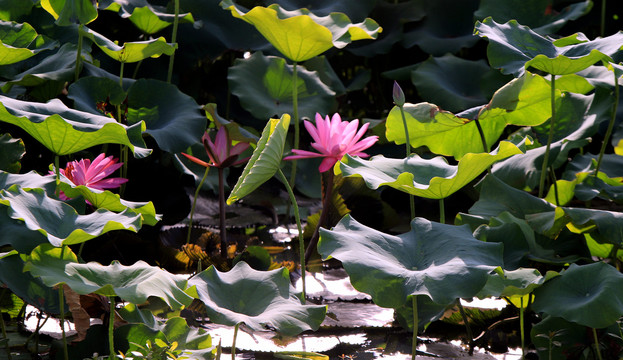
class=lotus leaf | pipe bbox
[0,94,151,157]
[188,261,326,336]
[394,295,453,332]
[562,207,623,246]
[227,114,290,204]
[24,244,195,310]
[68,76,126,114]
[0,133,24,172]
[99,0,194,35]
[0,170,56,193]
[318,215,503,308]
[41,0,98,26]
[81,26,176,63]
[228,52,335,121]
[477,267,559,308]
[220,0,381,62]
[532,262,623,328]
[337,140,523,199]
[0,20,57,65]
[0,1,34,21]
[0,186,143,247]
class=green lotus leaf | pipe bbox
[393,295,453,332]
[338,140,523,199]
[126,79,206,153]
[100,0,195,35]
[0,133,24,172]
[531,315,593,360]
[273,0,377,21]
[24,243,195,310]
[0,170,56,192]
[68,76,126,114]
[0,186,143,247]
[227,114,290,204]
[477,267,559,308]
[562,207,623,247]
[318,215,503,308]
[41,0,98,25]
[0,20,57,65]
[81,26,176,63]
[0,252,64,314]
[188,261,326,336]
[411,54,511,112]
[57,183,160,226]
[0,95,151,157]
[220,0,381,62]
[563,153,623,203]
[0,0,35,21]
[475,0,592,35]
[532,262,623,328]
[228,52,335,121]
[474,17,623,75]
[0,210,49,253]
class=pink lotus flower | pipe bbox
[284,113,379,172]
[54,154,128,200]
[182,126,250,169]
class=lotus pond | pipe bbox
[2,0,623,359]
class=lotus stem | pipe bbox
[439,199,445,224]
[457,301,475,355]
[412,295,418,360]
[277,168,306,302]
[306,170,334,263]
[600,0,606,37]
[54,155,61,197]
[520,297,525,358]
[74,25,84,82]
[289,62,300,191]
[58,286,68,360]
[231,323,240,360]
[474,118,489,153]
[549,168,560,206]
[398,104,415,220]
[539,74,556,198]
[218,167,228,259]
[132,59,143,79]
[608,245,620,271]
[592,327,603,360]
[167,0,180,83]
[595,70,619,176]
[108,296,115,359]
[187,166,211,245]
[0,289,12,360]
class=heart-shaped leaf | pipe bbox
[0,20,57,65]
[532,262,623,328]
[0,94,151,157]
[220,0,381,62]
[81,26,176,63]
[337,140,523,199]
[41,0,98,25]
[228,52,335,121]
[0,133,24,172]
[318,215,503,308]
[24,243,195,310]
[227,114,290,204]
[188,261,326,336]
[0,186,143,247]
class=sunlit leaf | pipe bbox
[318,215,503,308]
[220,0,381,62]
[227,114,290,204]
[0,21,57,65]
[100,0,195,35]
[81,26,176,63]
[477,267,559,308]
[189,261,326,336]
[41,0,98,25]
[563,207,623,247]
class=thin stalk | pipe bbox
[595,71,619,176]
[592,327,603,360]
[0,290,11,360]
[166,0,180,84]
[608,245,620,271]
[288,62,300,191]
[108,296,115,360]
[438,199,445,224]
[231,323,240,360]
[132,60,143,79]
[549,167,560,206]
[600,0,606,37]
[398,105,415,220]
[305,170,334,263]
[58,287,68,360]
[457,301,475,355]
[218,167,227,259]
[539,74,556,198]
[55,155,61,197]
[520,297,525,359]
[25,313,49,350]
[187,166,211,245]
[412,295,418,360]
[74,24,84,82]
[277,169,306,302]
[118,61,128,196]
[474,118,489,153]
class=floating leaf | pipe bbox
[221,0,381,62]
[338,140,523,199]
[0,94,151,157]
[532,262,623,329]
[227,114,290,204]
[81,26,176,63]
[41,0,98,25]
[0,20,57,65]
[318,215,503,308]
[0,133,24,172]
[24,243,195,310]
[228,52,335,121]
[0,186,143,247]
[189,261,326,336]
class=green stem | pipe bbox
[600,0,606,37]
[592,327,603,360]
[132,59,143,79]
[167,0,180,84]
[55,155,61,197]
[520,298,525,359]
[305,170,334,263]
[595,70,619,176]
[399,105,415,220]
[218,167,227,259]
[277,169,306,302]
[539,74,556,198]
[289,62,300,191]
[74,24,84,82]
[0,290,12,360]
[231,323,240,360]
[58,286,68,360]
[474,118,489,153]
[439,199,445,224]
[118,61,128,197]
[549,167,560,206]
[108,296,115,360]
[412,295,418,360]
[187,166,211,245]
[457,301,475,355]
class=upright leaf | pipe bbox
[41,0,98,26]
